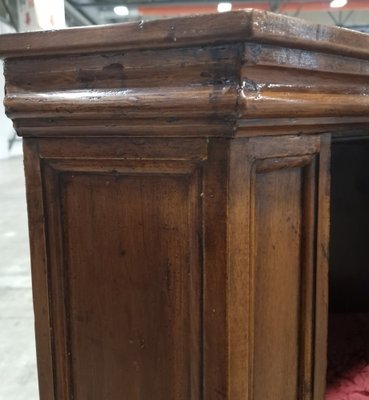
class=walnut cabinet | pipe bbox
[1,10,369,400]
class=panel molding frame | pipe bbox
[40,153,205,399]
[23,134,330,399]
[249,154,317,400]
[227,134,330,400]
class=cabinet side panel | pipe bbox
[252,167,302,400]
[227,135,329,400]
[45,167,202,400]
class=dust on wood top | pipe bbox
[1,9,369,59]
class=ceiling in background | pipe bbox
[1,0,369,32]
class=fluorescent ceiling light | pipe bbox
[330,0,347,8]
[217,2,232,12]
[114,6,129,16]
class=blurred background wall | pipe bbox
[0,19,15,160]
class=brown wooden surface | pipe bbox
[51,170,200,399]
[228,136,329,400]
[314,134,331,400]
[22,132,330,400]
[31,138,206,399]
[6,39,369,137]
[23,140,55,400]
[1,10,369,59]
[2,10,365,400]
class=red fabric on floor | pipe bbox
[326,314,369,400]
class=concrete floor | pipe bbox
[0,156,39,399]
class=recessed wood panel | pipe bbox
[251,156,318,400]
[46,167,202,400]
[253,167,302,400]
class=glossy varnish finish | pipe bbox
[47,166,201,398]
[22,133,330,400]
[1,10,365,400]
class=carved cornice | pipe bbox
[4,44,241,137]
[2,12,369,137]
[237,43,369,135]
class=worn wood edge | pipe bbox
[1,10,369,60]
[249,11,369,60]
[238,116,369,128]
[203,139,229,399]
[10,113,369,140]
[243,43,369,75]
[23,139,55,399]
[13,119,236,138]
[238,91,369,119]
[313,133,331,399]
[248,134,320,158]
[246,135,322,399]
[4,23,369,138]
[40,162,73,399]
[227,138,251,399]
[8,88,369,138]
[0,11,253,58]
[236,118,369,137]
[235,124,369,138]
[4,86,238,120]
[13,118,369,139]
[37,137,209,160]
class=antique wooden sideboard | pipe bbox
[1,10,369,400]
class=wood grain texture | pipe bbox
[239,47,369,119]
[5,45,240,93]
[23,139,55,399]
[226,135,330,400]
[3,13,369,136]
[0,12,254,57]
[63,172,200,399]
[202,139,229,400]
[227,139,250,399]
[243,43,369,75]
[38,139,206,400]
[253,166,303,400]
[1,10,369,59]
[23,133,331,399]
[4,44,241,136]
[246,136,329,400]
[314,134,331,400]
[37,137,208,160]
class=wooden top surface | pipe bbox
[1,10,369,59]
